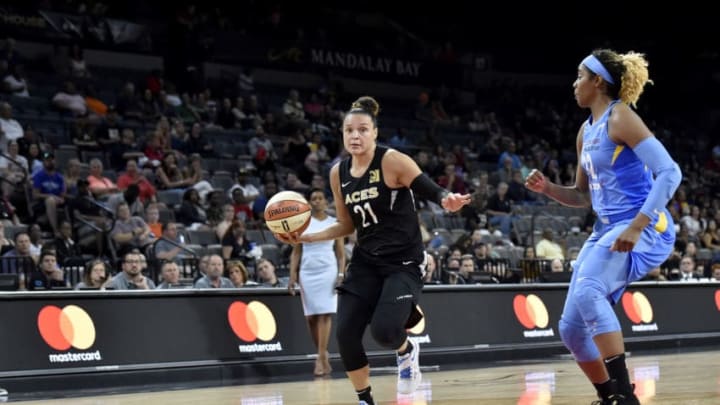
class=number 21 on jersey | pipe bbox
[353,202,378,228]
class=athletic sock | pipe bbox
[593,378,616,399]
[356,386,374,405]
[605,353,633,395]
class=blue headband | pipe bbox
[582,54,615,85]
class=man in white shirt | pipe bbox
[0,102,23,153]
[535,228,565,261]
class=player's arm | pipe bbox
[298,163,356,243]
[608,104,681,232]
[288,243,302,295]
[526,125,591,208]
[384,149,470,212]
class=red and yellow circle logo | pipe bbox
[513,294,549,329]
[714,290,720,312]
[622,292,653,324]
[37,305,96,350]
[227,301,277,342]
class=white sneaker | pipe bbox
[396,341,421,394]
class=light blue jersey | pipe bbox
[580,100,653,221]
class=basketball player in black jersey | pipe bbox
[277,96,470,405]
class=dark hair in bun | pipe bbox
[347,96,380,126]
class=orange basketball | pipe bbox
[264,191,312,236]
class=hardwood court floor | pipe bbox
[11,349,720,404]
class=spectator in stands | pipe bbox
[87,158,120,199]
[535,228,565,260]
[144,204,163,239]
[640,267,667,282]
[32,151,65,236]
[62,158,82,198]
[423,253,440,285]
[284,171,309,193]
[678,256,700,281]
[0,139,28,199]
[283,126,311,172]
[70,115,99,152]
[185,122,213,157]
[215,204,236,241]
[549,258,565,273]
[139,89,161,122]
[497,139,522,170]
[256,257,288,287]
[221,219,260,269]
[69,44,91,79]
[117,159,157,204]
[458,255,476,284]
[227,260,257,288]
[680,205,704,237]
[228,167,259,204]
[154,222,192,265]
[250,181,274,221]
[524,49,681,403]
[712,264,720,281]
[110,202,154,257]
[156,152,190,190]
[116,82,143,121]
[437,163,467,195]
[106,251,156,290]
[700,219,720,250]
[194,254,233,288]
[0,222,12,253]
[96,106,123,150]
[283,89,306,126]
[108,183,144,218]
[1,231,36,275]
[156,261,185,289]
[75,259,110,289]
[0,102,23,152]
[445,257,462,284]
[52,220,80,265]
[52,81,87,116]
[27,250,68,290]
[178,188,207,228]
[2,63,29,97]
[486,182,512,237]
[507,169,533,204]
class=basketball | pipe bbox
[264,191,312,236]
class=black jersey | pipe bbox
[339,146,424,264]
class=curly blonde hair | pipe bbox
[593,49,653,108]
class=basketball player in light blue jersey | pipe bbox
[526,49,682,405]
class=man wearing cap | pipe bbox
[32,151,66,236]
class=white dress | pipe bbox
[299,215,338,315]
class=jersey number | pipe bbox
[353,202,378,228]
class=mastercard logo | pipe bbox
[37,305,96,351]
[408,305,425,335]
[715,290,720,312]
[228,301,277,342]
[622,292,653,324]
[513,294,549,329]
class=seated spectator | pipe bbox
[156,261,186,289]
[256,257,288,288]
[107,184,144,218]
[116,159,157,204]
[221,220,261,269]
[156,152,191,190]
[27,251,69,290]
[0,139,28,200]
[712,263,720,281]
[32,151,66,236]
[677,256,700,281]
[0,221,13,253]
[640,267,667,282]
[70,115,99,151]
[75,259,109,289]
[0,102,23,150]
[110,202,155,257]
[486,182,512,236]
[549,258,565,273]
[2,64,29,97]
[177,188,208,228]
[154,222,193,265]
[106,251,156,290]
[227,260,257,288]
[215,204,236,241]
[423,253,441,285]
[535,228,565,260]
[52,220,81,265]
[194,254,233,288]
[87,158,120,198]
[1,231,36,274]
[144,203,163,239]
[52,81,87,116]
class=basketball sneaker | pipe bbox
[396,341,421,394]
[591,393,640,405]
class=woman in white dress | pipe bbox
[289,188,346,376]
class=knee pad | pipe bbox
[370,316,406,350]
[572,277,621,336]
[559,318,599,362]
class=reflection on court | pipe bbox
[13,349,720,404]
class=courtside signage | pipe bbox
[513,294,555,338]
[37,305,102,363]
[622,292,658,332]
[228,301,283,353]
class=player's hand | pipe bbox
[288,275,298,296]
[441,193,471,212]
[524,169,548,193]
[610,225,642,252]
[274,232,302,245]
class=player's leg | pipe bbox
[337,291,375,404]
